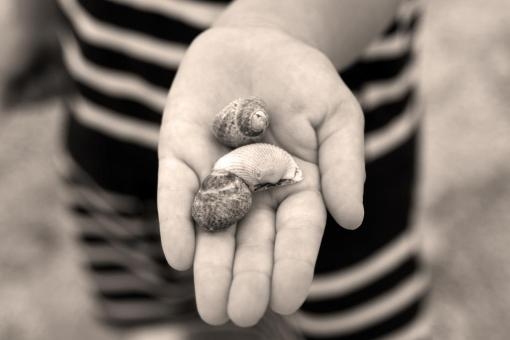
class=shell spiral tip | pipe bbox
[250,110,269,134]
[212,97,269,148]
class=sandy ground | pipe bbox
[1,0,510,339]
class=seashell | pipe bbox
[213,143,303,192]
[191,95,303,232]
[191,144,303,231]
[191,169,252,231]
[212,97,270,148]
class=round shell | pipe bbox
[212,97,270,148]
[191,170,252,231]
[213,143,303,192]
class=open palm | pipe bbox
[158,27,365,327]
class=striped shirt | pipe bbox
[56,0,428,338]
[58,0,422,198]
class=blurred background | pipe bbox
[1,0,509,339]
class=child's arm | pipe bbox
[215,0,403,69]
[158,0,402,327]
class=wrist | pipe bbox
[212,0,326,55]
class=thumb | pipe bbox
[317,94,365,229]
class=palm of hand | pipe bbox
[158,28,365,327]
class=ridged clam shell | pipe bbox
[213,143,303,192]
[191,170,252,231]
[212,97,269,148]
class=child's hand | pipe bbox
[158,28,365,327]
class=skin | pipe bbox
[158,0,402,328]
[158,28,365,327]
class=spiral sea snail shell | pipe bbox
[191,170,252,231]
[191,97,303,231]
[212,97,270,148]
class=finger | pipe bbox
[158,107,224,270]
[271,169,326,315]
[157,157,197,271]
[318,95,365,229]
[194,225,236,325]
[228,194,275,327]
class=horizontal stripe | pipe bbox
[341,50,412,92]
[89,269,194,294]
[100,299,195,324]
[80,236,164,263]
[378,312,431,340]
[364,89,415,133]
[61,180,148,218]
[365,101,421,161]
[109,0,224,29]
[79,231,159,245]
[363,0,422,60]
[65,190,143,218]
[82,241,150,262]
[356,62,417,111]
[55,152,148,212]
[303,300,424,340]
[296,272,429,336]
[94,292,193,326]
[363,31,414,60]
[95,282,193,304]
[75,81,163,123]
[304,257,418,313]
[87,257,189,286]
[69,96,160,148]
[382,10,420,37]
[310,230,421,299]
[89,262,127,272]
[64,111,159,198]
[99,291,159,301]
[70,206,159,239]
[379,0,422,40]
[62,33,167,112]
[77,0,202,44]
[117,323,190,340]
[62,12,176,89]
[95,274,195,300]
[58,0,186,68]
[78,234,107,245]
[60,183,143,218]
[91,271,165,292]
[84,242,165,264]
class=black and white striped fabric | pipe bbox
[56,0,429,338]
